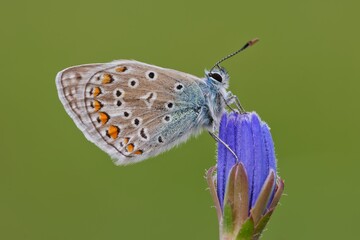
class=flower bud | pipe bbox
[207,112,284,240]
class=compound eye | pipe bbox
[209,73,223,82]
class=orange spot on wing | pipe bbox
[115,66,127,72]
[93,87,101,97]
[102,73,113,84]
[98,112,110,125]
[134,150,143,155]
[126,143,134,153]
[124,137,130,144]
[107,125,120,139]
[93,100,103,112]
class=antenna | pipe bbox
[209,38,259,73]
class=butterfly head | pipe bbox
[206,66,230,88]
[206,38,259,90]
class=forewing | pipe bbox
[56,60,206,165]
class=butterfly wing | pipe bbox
[56,60,207,165]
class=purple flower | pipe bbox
[207,112,284,240]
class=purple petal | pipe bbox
[250,113,270,207]
[236,114,254,209]
[217,112,239,209]
[261,122,277,207]
[217,113,228,209]
[224,113,237,190]
[261,123,276,173]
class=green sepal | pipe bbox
[206,166,222,223]
[222,202,234,233]
[221,165,237,234]
[233,163,249,230]
[269,178,285,209]
[235,217,254,240]
[250,171,275,225]
[253,210,274,240]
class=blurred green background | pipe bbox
[1,0,359,239]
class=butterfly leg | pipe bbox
[220,92,237,112]
[226,93,246,113]
[208,131,239,161]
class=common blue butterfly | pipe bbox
[56,39,258,165]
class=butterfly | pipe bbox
[56,39,258,165]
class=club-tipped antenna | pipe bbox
[209,38,259,73]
